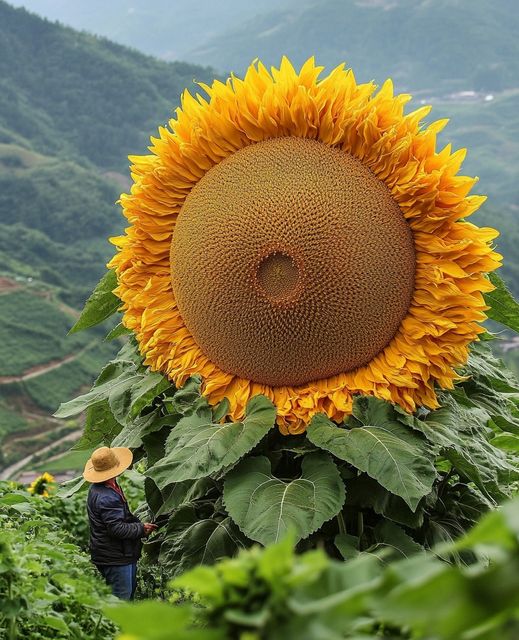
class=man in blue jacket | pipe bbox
[83,446,157,600]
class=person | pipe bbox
[82,446,157,600]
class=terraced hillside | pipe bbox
[0,277,116,471]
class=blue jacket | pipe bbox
[86,483,144,566]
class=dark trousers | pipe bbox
[97,562,137,600]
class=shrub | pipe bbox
[0,481,116,639]
[107,497,519,640]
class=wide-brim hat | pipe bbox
[83,446,133,483]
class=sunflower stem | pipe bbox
[337,511,346,535]
[357,510,364,545]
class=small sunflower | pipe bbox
[28,472,55,497]
[109,57,501,434]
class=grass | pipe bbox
[34,447,92,474]
[0,142,47,171]
[0,289,91,376]
[23,341,117,412]
[0,401,28,440]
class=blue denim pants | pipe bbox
[97,563,137,600]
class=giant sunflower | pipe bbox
[109,57,501,434]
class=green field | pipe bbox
[0,289,92,376]
[0,401,28,441]
[23,342,116,412]
[33,447,92,474]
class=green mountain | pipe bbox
[0,0,217,303]
[6,0,312,62]
[186,0,519,92]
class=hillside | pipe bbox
[6,0,313,62]
[186,0,519,92]
[0,1,216,170]
[0,1,217,471]
[0,278,115,471]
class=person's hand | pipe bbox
[143,523,158,536]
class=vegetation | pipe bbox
[52,270,519,578]
[0,0,215,170]
[0,480,116,639]
[3,477,518,640]
[188,0,519,93]
[0,290,92,376]
[108,503,519,639]
[0,288,117,467]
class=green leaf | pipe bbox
[223,453,345,545]
[0,493,30,505]
[157,477,216,516]
[455,341,519,435]
[111,409,161,449]
[415,395,519,500]
[130,372,170,417]
[345,474,424,528]
[335,533,360,559]
[484,272,519,334]
[146,395,276,488]
[104,322,131,341]
[307,399,436,511]
[56,475,87,498]
[42,615,68,633]
[72,400,122,450]
[374,560,481,639]
[106,601,223,639]
[212,397,230,423]
[452,498,519,554]
[69,269,120,334]
[465,340,519,394]
[491,432,519,452]
[372,521,424,560]
[159,508,246,576]
[54,368,140,418]
[172,565,225,604]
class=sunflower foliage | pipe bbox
[106,498,519,640]
[55,268,519,578]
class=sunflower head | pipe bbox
[110,57,501,433]
[28,472,55,497]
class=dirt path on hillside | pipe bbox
[0,276,21,294]
[0,428,83,481]
[0,341,97,384]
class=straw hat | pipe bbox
[83,446,133,483]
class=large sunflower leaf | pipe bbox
[72,400,123,450]
[307,398,436,511]
[223,453,345,546]
[157,506,246,576]
[55,337,169,427]
[454,341,519,434]
[69,269,120,334]
[484,272,519,334]
[465,340,519,394]
[414,395,519,500]
[146,395,276,488]
[54,366,140,418]
[344,474,424,528]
